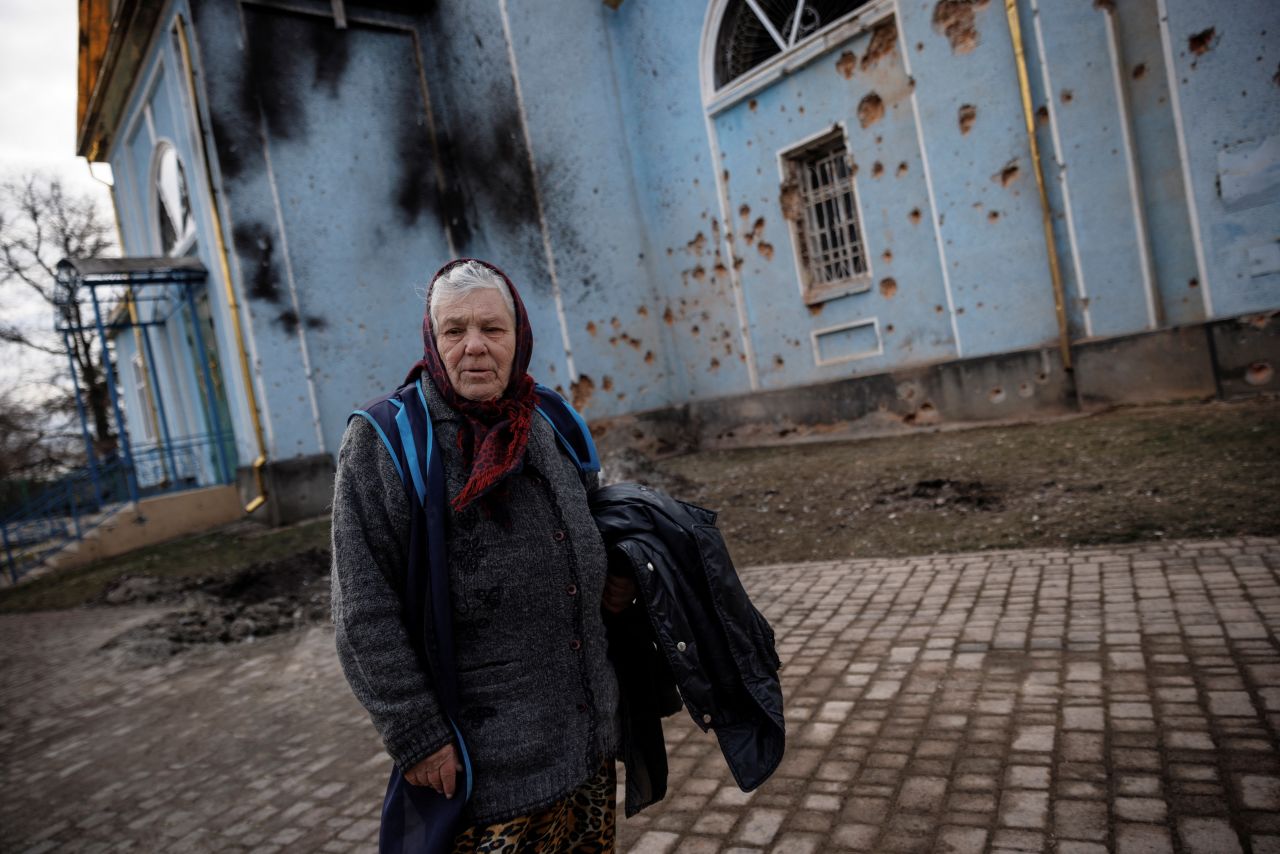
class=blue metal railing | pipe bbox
[0,431,235,584]
[130,431,235,494]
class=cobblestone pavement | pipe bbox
[2,538,1278,853]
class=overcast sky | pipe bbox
[1,0,116,401]
[0,0,113,196]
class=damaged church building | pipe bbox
[75,0,1279,526]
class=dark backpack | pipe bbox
[348,377,599,854]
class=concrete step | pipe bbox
[42,485,244,573]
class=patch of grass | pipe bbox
[0,517,332,614]
[661,398,1280,566]
[6,398,1278,612]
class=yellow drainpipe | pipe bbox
[174,13,268,513]
[1004,0,1073,372]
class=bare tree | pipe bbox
[0,384,79,481]
[0,174,117,457]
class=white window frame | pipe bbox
[150,139,198,258]
[811,317,883,366]
[777,123,873,305]
[700,0,895,116]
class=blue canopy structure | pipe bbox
[0,257,234,582]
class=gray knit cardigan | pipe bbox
[330,376,620,824]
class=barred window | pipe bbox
[782,129,868,300]
[714,1,875,89]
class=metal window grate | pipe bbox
[714,1,875,89]
[791,136,866,286]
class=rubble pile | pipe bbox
[99,547,330,663]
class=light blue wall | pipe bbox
[1022,0,1156,338]
[1161,0,1280,319]
[503,0,677,412]
[602,0,756,402]
[100,0,1279,470]
[713,13,960,384]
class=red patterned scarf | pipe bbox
[405,259,538,514]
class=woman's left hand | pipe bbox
[602,573,637,614]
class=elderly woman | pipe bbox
[331,259,634,852]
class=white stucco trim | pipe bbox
[116,53,169,255]
[810,317,883,366]
[499,0,577,382]
[893,0,962,357]
[257,111,327,454]
[1104,10,1158,330]
[1156,0,1213,317]
[405,28,456,260]
[222,3,278,459]
[699,0,895,115]
[143,104,158,148]
[704,112,761,391]
[1029,0,1092,338]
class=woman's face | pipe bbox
[433,288,516,402]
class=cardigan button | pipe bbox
[577,703,588,713]
[569,639,582,651]
[566,583,578,596]
[702,713,712,724]
[553,530,567,542]
[676,641,687,652]
[645,561,654,572]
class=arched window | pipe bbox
[713,1,875,89]
[154,143,196,256]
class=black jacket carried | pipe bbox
[591,482,785,816]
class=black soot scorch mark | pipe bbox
[201,5,353,180]
[310,20,351,97]
[275,309,301,334]
[356,0,438,13]
[424,104,542,251]
[395,112,446,230]
[241,7,353,134]
[272,310,328,336]
[208,114,246,181]
[232,222,283,304]
[242,8,306,141]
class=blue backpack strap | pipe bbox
[533,383,600,475]
[349,383,436,509]
[362,382,598,484]
[356,381,474,808]
[350,392,409,488]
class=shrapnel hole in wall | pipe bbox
[1188,27,1216,56]
[862,18,899,70]
[932,0,989,55]
[858,92,885,127]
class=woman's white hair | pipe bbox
[428,261,515,331]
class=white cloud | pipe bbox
[0,0,115,401]
[0,0,114,201]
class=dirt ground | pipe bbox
[97,546,331,664]
[648,397,1280,566]
[0,516,331,613]
[1,397,1276,634]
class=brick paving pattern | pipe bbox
[1,537,1278,853]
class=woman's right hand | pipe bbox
[404,742,462,798]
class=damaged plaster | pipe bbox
[932,0,990,55]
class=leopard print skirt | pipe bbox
[450,760,617,853]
